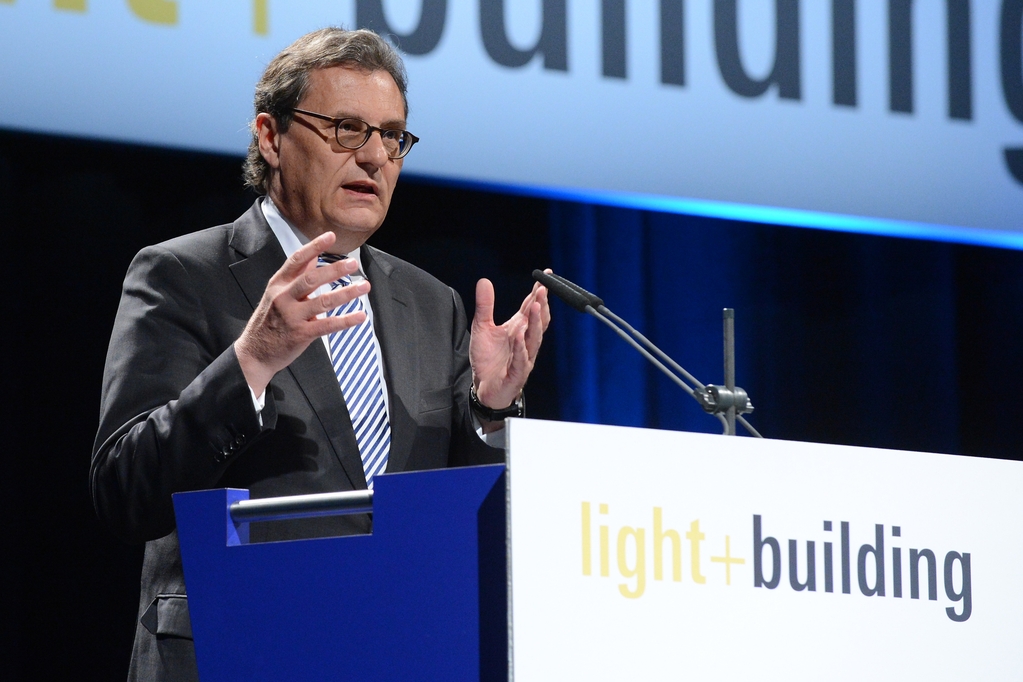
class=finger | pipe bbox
[516,280,541,316]
[299,279,370,318]
[507,321,531,386]
[536,285,551,331]
[308,309,368,338]
[523,300,544,361]
[474,278,496,328]
[277,231,337,281]
[290,256,359,301]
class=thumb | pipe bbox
[474,278,496,328]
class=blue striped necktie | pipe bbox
[318,255,390,488]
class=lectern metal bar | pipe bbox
[229,490,374,523]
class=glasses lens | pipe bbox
[335,119,369,149]
[379,129,408,159]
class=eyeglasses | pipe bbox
[290,108,419,159]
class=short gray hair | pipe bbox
[243,27,408,194]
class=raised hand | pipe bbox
[235,231,370,397]
[470,276,551,423]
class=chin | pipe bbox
[329,211,385,239]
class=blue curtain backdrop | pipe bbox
[548,202,1022,459]
[3,128,1023,679]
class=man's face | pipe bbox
[259,65,406,251]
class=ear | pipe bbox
[256,112,281,170]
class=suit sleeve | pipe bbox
[91,245,274,544]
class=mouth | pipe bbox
[342,181,378,196]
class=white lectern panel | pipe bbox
[507,419,1023,680]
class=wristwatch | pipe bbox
[470,385,525,421]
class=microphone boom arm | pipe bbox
[534,270,761,438]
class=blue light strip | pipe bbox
[403,174,1023,251]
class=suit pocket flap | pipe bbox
[419,386,453,414]
[140,594,193,639]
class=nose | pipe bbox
[354,130,391,169]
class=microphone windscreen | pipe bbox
[550,273,604,308]
[532,269,592,313]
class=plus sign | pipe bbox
[710,535,746,586]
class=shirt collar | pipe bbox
[260,196,365,277]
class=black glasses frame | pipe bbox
[290,108,419,159]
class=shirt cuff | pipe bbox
[472,411,507,449]
[249,386,266,428]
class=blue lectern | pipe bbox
[173,464,507,681]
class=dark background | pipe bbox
[2,128,1021,679]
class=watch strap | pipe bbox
[470,385,525,420]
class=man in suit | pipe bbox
[91,27,549,681]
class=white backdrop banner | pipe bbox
[3,1,1023,245]
[505,419,1023,680]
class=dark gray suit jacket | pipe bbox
[91,201,501,681]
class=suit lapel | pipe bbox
[226,201,366,490]
[362,246,419,474]
[285,342,366,489]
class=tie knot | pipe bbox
[317,253,353,289]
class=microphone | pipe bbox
[532,270,593,313]
[535,270,761,438]
[548,272,604,309]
